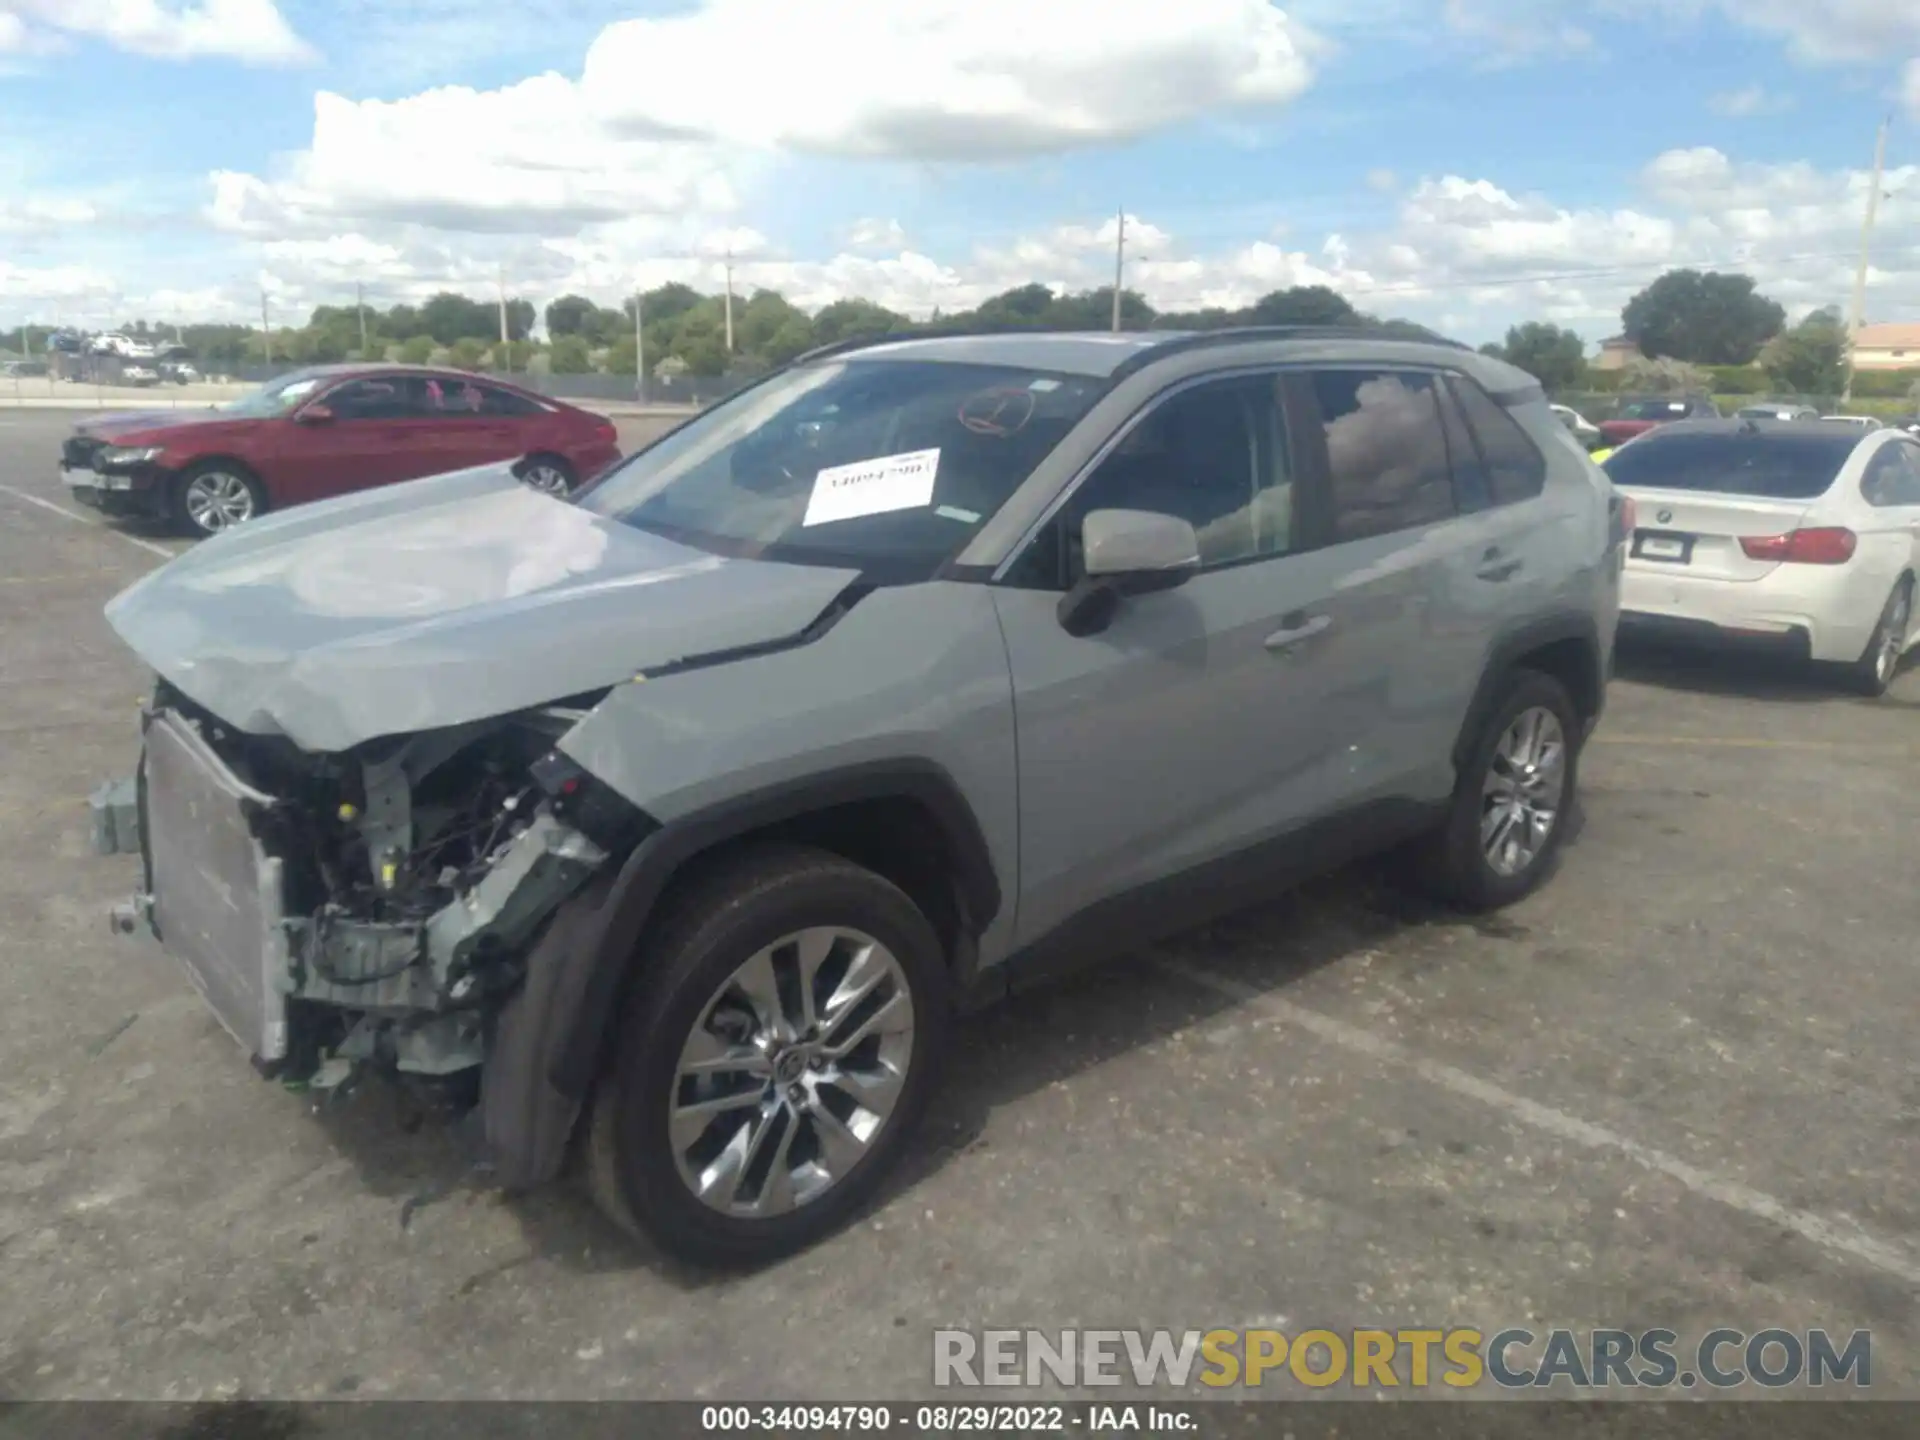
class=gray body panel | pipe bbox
[558,582,1023,961]
[103,463,862,753]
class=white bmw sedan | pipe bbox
[1606,419,1920,696]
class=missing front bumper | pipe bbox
[142,706,293,1063]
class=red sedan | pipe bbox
[59,364,623,537]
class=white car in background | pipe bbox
[1550,402,1604,450]
[1605,419,1920,696]
[1821,414,1883,429]
[121,364,161,387]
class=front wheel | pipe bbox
[172,463,266,537]
[1409,670,1581,912]
[586,846,949,1267]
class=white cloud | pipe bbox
[0,196,99,233]
[1365,168,1400,193]
[846,218,908,251]
[208,74,741,237]
[580,0,1318,160]
[0,259,119,309]
[0,0,314,65]
[1436,0,1919,69]
[1707,84,1794,116]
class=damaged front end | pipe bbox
[124,680,647,1098]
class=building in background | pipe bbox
[1592,336,1644,371]
[1848,322,1920,372]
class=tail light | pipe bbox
[1616,493,1636,538]
[1739,527,1857,565]
[592,419,617,443]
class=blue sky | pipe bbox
[2,0,1917,346]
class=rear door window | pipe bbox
[1863,442,1920,506]
[1309,369,1455,542]
[1604,431,1861,499]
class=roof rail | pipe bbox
[1106,323,1473,384]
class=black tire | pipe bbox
[1834,578,1912,698]
[170,460,267,538]
[516,453,577,497]
[1410,669,1582,912]
[586,844,949,1268]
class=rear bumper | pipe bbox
[1620,565,1877,663]
[1618,611,1812,661]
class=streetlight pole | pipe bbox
[1842,114,1890,406]
[356,281,369,357]
[1111,208,1127,333]
[634,289,646,404]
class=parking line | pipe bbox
[1153,955,1920,1288]
[0,484,175,559]
[1594,733,1914,755]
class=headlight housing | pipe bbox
[97,446,164,467]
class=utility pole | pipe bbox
[1842,114,1891,405]
[261,290,272,364]
[723,251,735,355]
[634,289,646,404]
[1111,208,1126,333]
[356,281,368,357]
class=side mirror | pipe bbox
[1058,508,1201,637]
[295,402,334,425]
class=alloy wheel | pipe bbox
[1481,705,1567,878]
[669,927,915,1218]
[184,471,255,533]
[1875,590,1910,687]
[520,463,571,496]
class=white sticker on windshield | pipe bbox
[1028,378,1061,392]
[803,448,940,527]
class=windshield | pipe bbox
[1603,431,1859,499]
[1618,399,1693,421]
[574,359,1105,574]
[222,371,329,418]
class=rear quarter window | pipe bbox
[1447,376,1547,504]
[1603,432,1861,500]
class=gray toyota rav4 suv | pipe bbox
[104,326,1622,1264]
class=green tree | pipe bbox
[1621,269,1785,365]
[968,283,1056,330]
[636,282,703,326]
[548,335,593,374]
[811,297,907,345]
[545,294,598,338]
[447,337,488,369]
[1041,287,1153,331]
[397,334,436,365]
[1759,308,1847,395]
[1620,355,1714,395]
[1246,285,1358,327]
[1497,322,1587,392]
[605,337,638,376]
[737,289,810,356]
[385,304,423,339]
[765,314,817,365]
[421,292,494,345]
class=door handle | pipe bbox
[1475,547,1523,582]
[1264,613,1332,651]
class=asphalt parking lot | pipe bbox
[1,407,1916,1403]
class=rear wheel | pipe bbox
[516,453,576,496]
[1837,578,1912,698]
[586,845,948,1268]
[1409,670,1581,912]
[171,462,266,537]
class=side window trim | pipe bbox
[990,363,1321,587]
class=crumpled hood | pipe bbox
[104,463,863,754]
